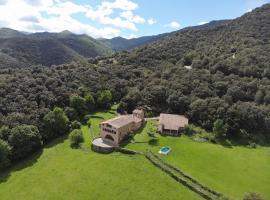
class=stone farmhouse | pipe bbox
[100,109,144,147]
[158,113,189,136]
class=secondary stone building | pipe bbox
[158,113,189,136]
[100,109,144,147]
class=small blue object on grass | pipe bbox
[159,146,171,155]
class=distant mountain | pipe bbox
[0,29,113,68]
[0,28,25,38]
[99,20,229,51]
[99,33,170,51]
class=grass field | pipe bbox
[0,109,200,200]
[126,120,270,200]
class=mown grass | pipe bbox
[0,110,200,200]
[126,120,270,200]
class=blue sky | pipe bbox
[0,0,269,38]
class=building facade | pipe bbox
[100,109,144,147]
[158,113,189,136]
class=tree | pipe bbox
[0,126,11,141]
[64,107,78,121]
[255,90,264,104]
[71,120,82,130]
[226,86,246,102]
[264,91,270,105]
[119,87,142,113]
[189,98,229,130]
[97,90,112,109]
[227,102,266,135]
[167,91,189,114]
[43,107,70,140]
[69,129,84,148]
[85,94,95,112]
[213,119,227,138]
[0,139,11,169]
[9,125,42,160]
[70,95,87,117]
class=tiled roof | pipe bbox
[159,114,188,130]
[101,115,141,128]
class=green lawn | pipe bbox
[126,120,270,200]
[0,110,200,200]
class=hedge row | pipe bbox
[115,148,140,155]
[145,152,227,200]
[150,152,223,198]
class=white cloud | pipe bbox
[147,18,156,25]
[165,21,181,29]
[120,11,145,24]
[0,0,151,38]
[198,21,209,25]
[86,0,145,31]
[100,0,138,11]
[20,15,40,23]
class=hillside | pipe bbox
[106,4,270,137]
[0,30,113,68]
[1,3,270,174]
[99,20,229,51]
[0,28,25,38]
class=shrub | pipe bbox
[222,139,232,147]
[213,119,227,138]
[147,125,157,138]
[0,139,11,169]
[243,193,264,200]
[148,138,159,146]
[71,120,81,130]
[239,129,250,140]
[247,142,257,149]
[9,125,42,160]
[184,124,196,136]
[69,129,84,148]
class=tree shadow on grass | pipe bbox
[0,134,68,184]
[120,123,147,148]
[89,115,105,120]
[44,134,68,149]
[0,149,43,184]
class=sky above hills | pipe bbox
[0,0,269,38]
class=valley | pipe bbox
[1,2,270,200]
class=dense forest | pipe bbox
[1,4,270,168]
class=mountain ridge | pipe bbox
[0,29,113,68]
[99,20,230,51]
